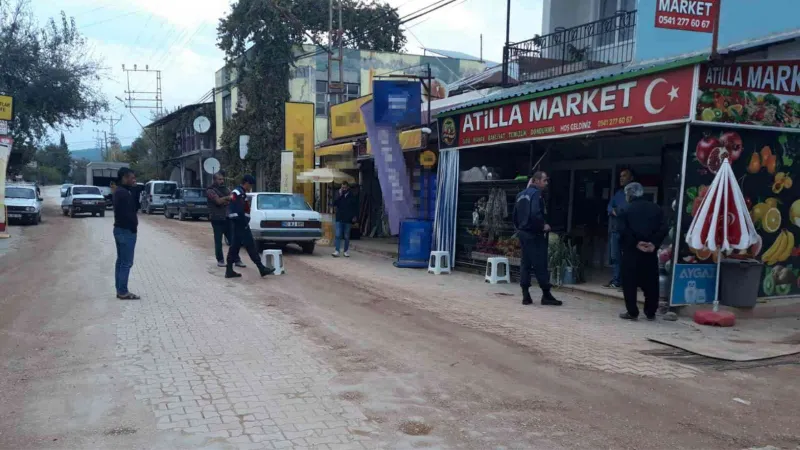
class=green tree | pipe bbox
[70,158,90,184]
[217,0,404,189]
[35,142,71,179]
[1,0,107,171]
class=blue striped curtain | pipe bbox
[433,149,459,267]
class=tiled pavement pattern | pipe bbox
[112,223,376,449]
[300,252,702,380]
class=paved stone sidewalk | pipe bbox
[302,249,703,379]
[112,222,376,450]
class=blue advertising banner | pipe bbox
[670,263,718,306]
[360,100,414,235]
[373,80,422,128]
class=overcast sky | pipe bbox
[32,0,543,150]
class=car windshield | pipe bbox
[257,194,312,211]
[5,187,36,199]
[61,184,72,188]
[154,183,177,195]
[183,189,204,198]
[73,186,101,195]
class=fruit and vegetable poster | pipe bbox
[672,125,800,304]
[696,60,800,129]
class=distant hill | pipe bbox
[69,147,103,162]
[70,146,131,162]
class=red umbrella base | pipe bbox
[693,310,736,327]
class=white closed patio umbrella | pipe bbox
[685,157,758,319]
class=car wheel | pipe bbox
[91,212,96,217]
[164,208,172,219]
[301,242,315,254]
[69,207,76,218]
[99,211,105,218]
[62,208,68,216]
[145,206,152,215]
[178,210,186,221]
[31,214,39,225]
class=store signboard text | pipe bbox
[655,0,718,33]
[450,66,694,148]
[701,61,800,96]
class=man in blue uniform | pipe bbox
[605,168,634,289]
[513,171,562,306]
[225,175,274,279]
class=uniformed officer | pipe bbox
[512,171,562,306]
[225,175,274,279]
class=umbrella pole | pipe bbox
[713,250,721,313]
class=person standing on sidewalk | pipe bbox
[225,175,274,279]
[206,172,244,268]
[332,181,358,258]
[605,168,634,289]
[512,171,562,306]
[617,182,666,321]
[112,167,140,300]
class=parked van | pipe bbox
[140,180,178,214]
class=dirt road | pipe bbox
[0,188,798,449]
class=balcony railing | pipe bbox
[502,10,637,85]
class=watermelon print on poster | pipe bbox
[677,125,800,299]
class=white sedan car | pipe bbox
[247,192,322,254]
[61,185,107,218]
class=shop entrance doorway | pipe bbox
[571,169,613,269]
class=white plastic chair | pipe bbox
[261,249,284,275]
[428,251,451,275]
[485,257,511,284]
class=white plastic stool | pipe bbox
[261,249,284,275]
[428,251,451,275]
[485,257,511,284]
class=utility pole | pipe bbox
[121,64,163,117]
[326,0,344,139]
[95,115,122,161]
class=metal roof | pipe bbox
[437,28,800,117]
[423,47,496,64]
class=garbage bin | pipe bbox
[719,259,762,308]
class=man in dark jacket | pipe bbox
[332,181,358,257]
[225,175,274,279]
[206,172,243,268]
[512,171,562,306]
[112,167,140,300]
[605,168,634,289]
[617,182,667,321]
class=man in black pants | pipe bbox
[206,172,244,268]
[225,175,274,279]
[512,171,562,306]
[617,182,667,321]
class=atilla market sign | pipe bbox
[655,0,718,33]
[441,66,694,149]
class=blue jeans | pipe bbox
[114,227,137,295]
[610,232,621,284]
[334,222,352,252]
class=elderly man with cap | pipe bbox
[617,182,667,321]
[225,175,274,279]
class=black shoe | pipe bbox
[522,288,533,305]
[603,281,621,289]
[619,312,638,321]
[646,315,656,321]
[257,264,275,278]
[225,263,242,279]
[541,291,563,306]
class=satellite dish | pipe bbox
[203,157,220,175]
[193,116,211,134]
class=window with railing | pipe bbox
[503,9,637,85]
